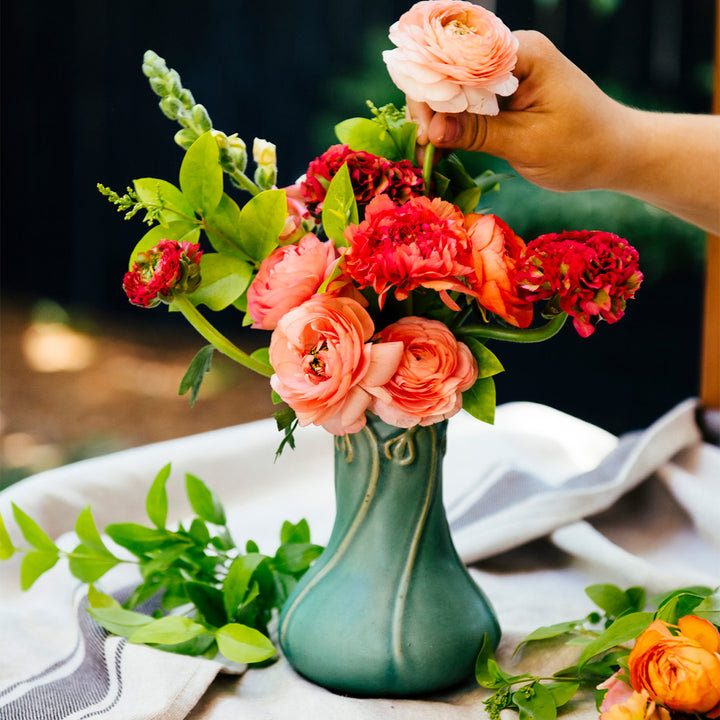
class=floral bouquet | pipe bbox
[102,0,642,453]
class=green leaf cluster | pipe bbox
[0,464,323,666]
[476,583,720,720]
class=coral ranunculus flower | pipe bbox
[628,616,720,716]
[383,0,518,115]
[370,317,477,428]
[300,144,424,218]
[516,230,643,337]
[464,213,533,328]
[269,296,403,435]
[123,240,203,308]
[343,194,474,309]
[246,233,338,331]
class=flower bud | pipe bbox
[191,104,212,134]
[148,76,166,96]
[214,131,247,172]
[160,95,183,120]
[142,50,167,78]
[253,138,277,168]
[254,165,277,190]
[179,88,195,107]
[174,128,199,150]
[165,69,183,96]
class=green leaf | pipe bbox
[187,253,252,311]
[546,682,580,707]
[516,620,581,650]
[586,584,635,617]
[215,623,276,664]
[105,523,178,554]
[88,585,121,609]
[475,633,501,688]
[454,186,483,214]
[20,551,59,590]
[513,682,557,720]
[128,222,200,270]
[577,612,653,668]
[693,588,720,625]
[321,163,358,245]
[462,376,496,424]
[68,543,120,583]
[129,615,206,646]
[280,519,310,545]
[146,463,171,529]
[250,347,271,372]
[205,194,253,260]
[223,554,268,619]
[87,605,154,638]
[235,188,286,262]
[133,178,195,224]
[273,542,323,575]
[0,513,16,560]
[12,504,57,552]
[75,506,115,556]
[185,582,227,628]
[464,337,505,380]
[178,345,214,407]
[179,131,224,217]
[185,474,226,525]
[334,117,401,159]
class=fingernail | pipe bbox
[441,116,461,143]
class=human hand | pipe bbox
[408,30,634,194]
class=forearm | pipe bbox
[606,110,720,234]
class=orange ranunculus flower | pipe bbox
[628,615,720,716]
[464,213,533,328]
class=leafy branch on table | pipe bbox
[0,464,323,665]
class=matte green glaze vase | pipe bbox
[278,414,501,696]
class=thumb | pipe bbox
[428,112,505,155]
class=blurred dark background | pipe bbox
[1,0,716,481]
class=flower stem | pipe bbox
[457,313,568,343]
[227,167,260,197]
[172,295,273,377]
[422,143,435,195]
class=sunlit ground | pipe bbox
[0,301,275,488]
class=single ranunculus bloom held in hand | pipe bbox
[343,194,474,310]
[628,615,720,716]
[464,213,533,328]
[123,240,202,308]
[370,317,477,428]
[383,0,518,115]
[269,295,403,435]
[516,230,643,337]
[246,233,338,331]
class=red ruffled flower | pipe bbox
[301,144,424,217]
[516,230,642,337]
[342,194,474,309]
[123,240,203,308]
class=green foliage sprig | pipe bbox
[477,583,720,720]
[0,464,323,665]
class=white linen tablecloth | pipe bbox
[1,400,718,720]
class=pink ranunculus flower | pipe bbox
[278,182,316,245]
[246,233,338,331]
[382,0,519,115]
[369,317,477,428]
[269,295,403,435]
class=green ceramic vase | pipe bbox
[278,414,501,696]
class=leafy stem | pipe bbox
[172,295,273,377]
[458,313,568,343]
[422,143,436,195]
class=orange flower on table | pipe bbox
[464,213,533,328]
[628,615,720,716]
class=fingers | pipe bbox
[406,98,434,146]
[428,112,491,154]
